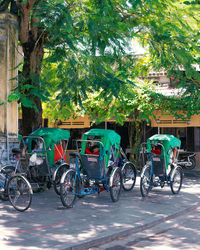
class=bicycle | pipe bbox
[0,148,33,212]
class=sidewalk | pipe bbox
[0,173,200,250]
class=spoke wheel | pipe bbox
[53,164,69,195]
[121,162,137,191]
[60,169,76,208]
[0,165,16,201]
[140,165,152,197]
[170,166,183,194]
[8,175,33,212]
[110,167,122,202]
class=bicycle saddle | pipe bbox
[12,148,22,155]
[69,152,79,157]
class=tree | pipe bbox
[5,0,200,135]
[75,78,199,162]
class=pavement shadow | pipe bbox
[0,174,200,249]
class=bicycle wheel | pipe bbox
[7,175,33,212]
[121,162,137,191]
[140,164,152,197]
[53,163,69,195]
[184,156,196,170]
[0,165,16,173]
[110,167,122,202]
[0,165,16,201]
[170,166,183,194]
[60,169,76,208]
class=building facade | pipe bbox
[0,12,19,163]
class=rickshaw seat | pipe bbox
[80,154,105,179]
[85,147,100,155]
[151,149,161,155]
[152,154,165,176]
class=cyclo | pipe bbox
[140,134,183,197]
[22,127,70,194]
[60,129,136,208]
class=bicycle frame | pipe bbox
[70,152,104,196]
[69,139,112,196]
[141,142,172,186]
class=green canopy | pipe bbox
[29,128,70,147]
[81,129,121,167]
[82,129,121,146]
[147,134,181,148]
[147,134,181,169]
[27,128,70,167]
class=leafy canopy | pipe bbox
[6,0,200,124]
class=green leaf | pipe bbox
[8,92,21,102]
[20,97,34,108]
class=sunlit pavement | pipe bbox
[0,169,200,250]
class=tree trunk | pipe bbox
[21,98,42,135]
[128,119,145,166]
[17,0,45,135]
[20,41,44,135]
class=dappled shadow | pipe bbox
[121,206,200,249]
[0,174,200,249]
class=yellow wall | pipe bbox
[47,110,200,129]
[0,13,18,135]
[49,115,91,129]
[151,110,200,127]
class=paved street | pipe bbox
[0,170,200,250]
[93,206,200,250]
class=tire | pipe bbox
[184,157,196,170]
[110,167,122,202]
[60,169,76,208]
[0,165,16,173]
[170,166,183,194]
[53,163,69,195]
[7,175,33,212]
[121,162,137,191]
[0,165,16,201]
[0,174,8,201]
[140,164,152,197]
[0,192,8,201]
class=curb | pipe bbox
[65,202,200,250]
